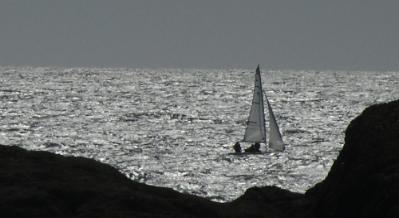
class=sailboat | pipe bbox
[242,65,284,152]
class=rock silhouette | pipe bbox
[1,99,398,217]
[307,99,399,218]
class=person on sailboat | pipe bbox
[233,142,242,153]
[244,142,261,153]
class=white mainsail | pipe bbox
[266,97,285,151]
[243,65,266,143]
[243,65,284,151]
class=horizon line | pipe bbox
[0,64,398,73]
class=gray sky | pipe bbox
[1,0,398,70]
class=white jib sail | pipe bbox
[266,97,285,151]
[243,66,267,143]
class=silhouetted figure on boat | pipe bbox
[233,142,242,153]
[245,142,261,153]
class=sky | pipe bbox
[0,0,398,70]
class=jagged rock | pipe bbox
[307,99,399,218]
[225,186,312,218]
[0,145,221,217]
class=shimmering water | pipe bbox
[1,66,398,202]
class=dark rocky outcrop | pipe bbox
[1,99,399,217]
[307,99,399,218]
[0,146,222,218]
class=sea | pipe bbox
[0,66,398,202]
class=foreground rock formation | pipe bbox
[1,99,398,217]
[306,99,399,218]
